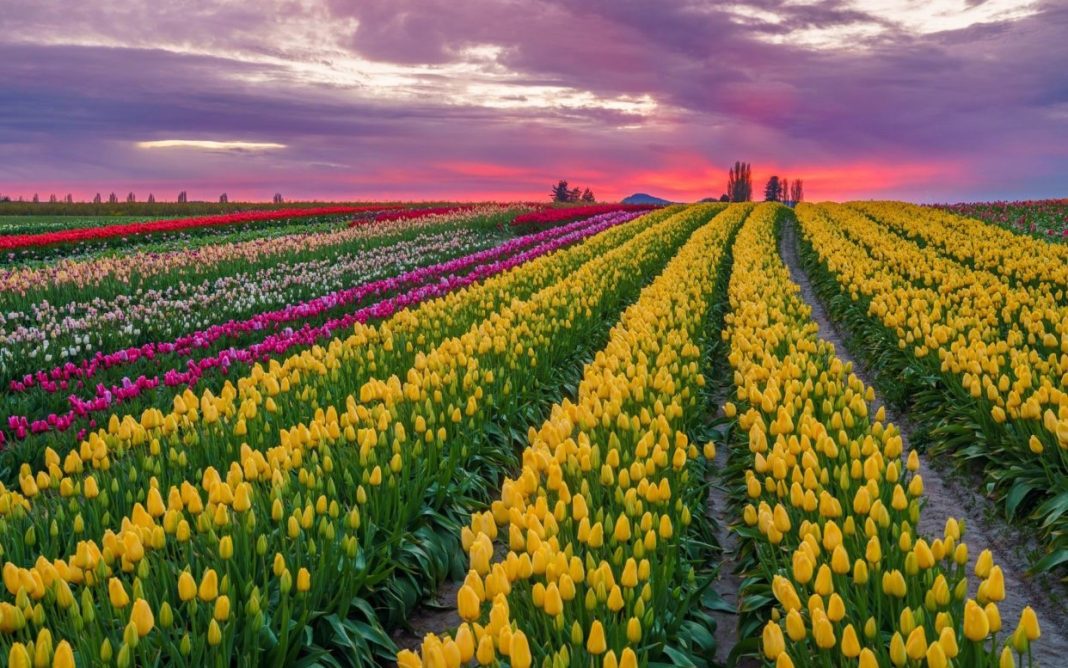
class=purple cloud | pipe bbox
[0,0,1064,202]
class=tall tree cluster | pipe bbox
[550,180,595,203]
[726,162,752,202]
[763,174,804,204]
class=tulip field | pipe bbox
[0,201,1063,667]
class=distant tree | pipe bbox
[764,176,782,202]
[727,161,752,202]
[108,192,118,204]
[219,193,229,204]
[719,194,730,202]
[49,194,58,203]
[551,180,572,203]
[65,194,73,203]
[273,193,284,204]
[568,187,581,202]
[781,178,790,204]
[127,192,136,203]
[32,193,39,203]
[790,179,804,204]
[0,195,10,203]
[147,193,156,203]
[93,193,102,204]
[581,188,595,203]
[177,191,188,203]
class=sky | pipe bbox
[0,0,1065,203]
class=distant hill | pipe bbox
[621,193,673,205]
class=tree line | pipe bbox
[722,161,803,205]
[550,180,596,203]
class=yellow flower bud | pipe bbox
[131,598,155,636]
[208,619,222,646]
[108,577,130,608]
[889,632,907,666]
[510,630,531,668]
[476,635,495,665]
[457,585,480,622]
[53,641,75,668]
[840,623,860,658]
[1019,606,1041,641]
[178,571,197,602]
[964,600,990,641]
[587,620,607,654]
[762,621,785,659]
[1000,646,1016,668]
[199,569,219,602]
[214,595,231,622]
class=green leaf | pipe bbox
[1028,549,1068,575]
[1005,481,1036,519]
[660,645,699,667]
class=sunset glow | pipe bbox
[1,0,1064,201]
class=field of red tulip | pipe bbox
[930,199,1068,241]
[0,201,1062,667]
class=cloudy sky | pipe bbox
[1,0,1065,202]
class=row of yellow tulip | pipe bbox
[0,205,717,665]
[722,207,1040,666]
[847,201,1068,289]
[397,203,751,668]
[0,205,684,544]
[793,202,1068,570]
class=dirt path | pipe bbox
[392,580,463,651]
[707,421,760,668]
[779,218,1068,665]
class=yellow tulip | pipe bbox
[8,643,30,668]
[587,620,607,654]
[785,609,806,641]
[1000,646,1016,668]
[858,648,878,668]
[926,641,948,668]
[131,598,155,636]
[208,619,222,646]
[178,571,197,602]
[34,628,53,666]
[199,569,219,602]
[812,615,836,649]
[975,549,993,578]
[938,626,959,659]
[889,632,907,666]
[455,624,475,662]
[108,577,130,608]
[985,602,1002,633]
[457,585,480,621]
[297,568,311,592]
[762,621,785,659]
[627,617,642,643]
[964,600,990,641]
[510,630,532,668]
[53,641,75,668]
[840,623,860,658]
[984,566,1005,602]
[476,635,495,665]
[214,595,231,622]
[903,626,927,662]
[1019,606,1041,641]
